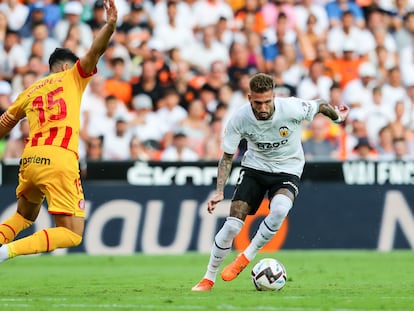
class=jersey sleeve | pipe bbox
[221,118,242,155]
[74,60,96,92]
[280,97,319,122]
[6,91,28,121]
[76,60,97,78]
[299,98,319,122]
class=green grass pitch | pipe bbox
[0,250,413,311]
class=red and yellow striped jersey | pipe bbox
[6,61,96,158]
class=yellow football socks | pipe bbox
[7,227,82,258]
[0,212,33,244]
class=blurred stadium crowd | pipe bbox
[0,0,414,165]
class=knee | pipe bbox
[268,195,293,223]
[224,216,244,237]
[269,206,290,221]
[72,233,83,247]
[61,227,83,248]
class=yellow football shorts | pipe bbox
[16,146,86,218]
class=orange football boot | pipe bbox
[221,253,250,281]
[191,278,214,291]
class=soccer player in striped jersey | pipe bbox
[192,73,350,291]
[0,0,117,262]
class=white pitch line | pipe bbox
[52,304,206,309]
[0,297,67,302]
[0,304,321,311]
[49,305,414,311]
[1,301,411,311]
[218,306,321,311]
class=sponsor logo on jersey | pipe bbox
[20,155,51,165]
[279,126,289,137]
[257,139,288,150]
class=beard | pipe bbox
[253,108,273,120]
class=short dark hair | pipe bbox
[330,81,341,91]
[105,95,118,101]
[48,48,79,71]
[6,28,18,36]
[249,73,274,93]
[110,57,125,66]
[88,135,104,148]
[167,0,177,8]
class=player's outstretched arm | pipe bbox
[316,99,350,123]
[80,0,117,73]
[0,113,19,139]
[207,152,234,214]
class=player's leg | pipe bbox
[5,214,84,260]
[192,204,248,291]
[0,159,44,246]
[242,173,299,263]
[221,191,293,282]
[0,149,85,262]
[206,200,250,277]
[221,172,299,282]
[219,169,266,282]
[8,160,86,258]
[218,201,252,282]
[0,196,40,245]
[0,206,84,262]
[0,195,44,261]
[193,169,260,291]
[243,189,294,262]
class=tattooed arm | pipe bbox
[207,152,234,214]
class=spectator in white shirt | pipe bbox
[129,94,167,145]
[87,95,130,138]
[0,29,28,82]
[155,88,188,146]
[297,59,332,100]
[102,117,133,160]
[381,66,409,123]
[342,62,377,115]
[152,0,195,51]
[294,0,329,37]
[21,22,60,64]
[365,86,392,146]
[151,0,195,30]
[160,132,199,161]
[181,25,230,74]
[54,1,93,51]
[0,0,29,32]
[192,0,234,29]
[326,10,375,58]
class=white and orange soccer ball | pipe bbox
[251,258,287,291]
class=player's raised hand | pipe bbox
[334,103,350,122]
[104,0,118,25]
[207,192,224,214]
[79,0,118,74]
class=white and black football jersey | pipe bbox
[221,97,319,177]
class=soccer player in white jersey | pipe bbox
[192,73,350,291]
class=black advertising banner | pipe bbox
[0,161,413,254]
